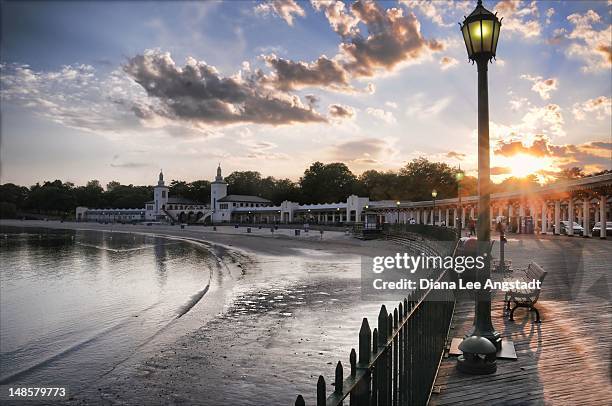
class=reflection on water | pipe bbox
[0,226,214,393]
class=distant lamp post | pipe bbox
[396,200,401,225]
[460,0,502,351]
[431,189,438,226]
[456,168,465,236]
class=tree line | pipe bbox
[0,158,601,219]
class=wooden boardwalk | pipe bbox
[430,235,612,405]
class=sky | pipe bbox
[1,0,611,187]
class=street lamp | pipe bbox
[431,189,438,226]
[396,200,401,225]
[460,0,502,350]
[456,168,465,236]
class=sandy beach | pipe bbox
[1,220,404,405]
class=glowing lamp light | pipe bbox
[460,0,502,62]
[431,189,438,199]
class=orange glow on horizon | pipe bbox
[496,153,557,181]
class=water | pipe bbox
[0,226,217,393]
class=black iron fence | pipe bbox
[384,223,458,242]
[296,242,458,406]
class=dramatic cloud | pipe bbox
[495,137,553,158]
[123,50,326,126]
[565,10,612,72]
[572,96,612,121]
[518,103,565,138]
[490,166,512,175]
[545,7,555,25]
[494,137,612,173]
[311,0,359,37]
[0,62,144,135]
[366,107,396,124]
[262,54,350,91]
[255,0,306,26]
[340,1,443,76]
[328,103,355,119]
[266,0,443,92]
[439,56,458,70]
[330,137,395,164]
[494,0,541,38]
[399,0,473,27]
[446,151,466,160]
[520,74,558,100]
[405,94,451,117]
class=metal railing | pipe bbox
[296,242,458,406]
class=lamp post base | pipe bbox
[465,327,502,351]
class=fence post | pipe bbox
[372,327,378,405]
[335,361,344,396]
[359,318,371,364]
[387,313,393,406]
[393,308,398,406]
[398,302,404,406]
[317,375,326,406]
[353,318,371,406]
[295,395,305,406]
[350,348,356,377]
[377,306,388,406]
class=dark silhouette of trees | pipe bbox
[299,162,359,203]
[0,158,595,217]
[224,171,299,204]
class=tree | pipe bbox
[359,170,400,200]
[0,183,29,208]
[225,171,263,196]
[188,180,211,203]
[26,180,77,214]
[106,181,121,191]
[0,202,17,218]
[169,180,189,198]
[267,178,300,204]
[299,162,359,203]
[103,184,152,208]
[75,180,104,208]
[398,157,459,201]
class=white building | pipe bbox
[77,167,612,233]
[77,170,211,224]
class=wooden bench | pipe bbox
[503,262,547,322]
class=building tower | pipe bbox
[211,164,227,220]
[153,170,169,218]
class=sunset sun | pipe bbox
[499,154,556,179]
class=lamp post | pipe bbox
[431,189,438,226]
[396,200,401,225]
[460,0,502,349]
[457,168,464,237]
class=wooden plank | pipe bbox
[429,236,612,405]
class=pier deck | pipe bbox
[430,235,611,405]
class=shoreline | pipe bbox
[1,219,403,405]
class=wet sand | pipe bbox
[1,220,403,405]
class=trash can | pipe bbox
[247,227,251,233]
[295,229,300,236]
